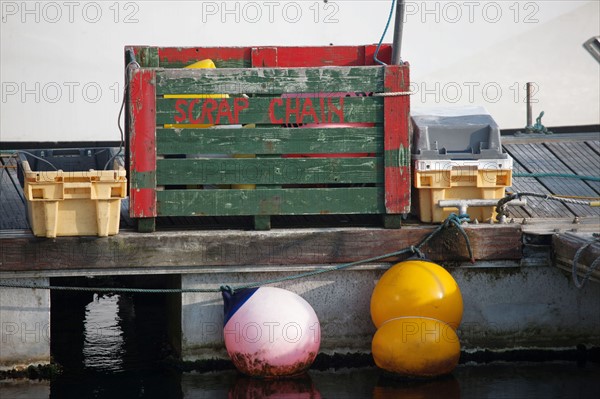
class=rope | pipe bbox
[0,284,224,294]
[373,0,396,66]
[514,172,600,182]
[0,215,474,294]
[496,192,598,220]
[372,91,413,97]
[572,237,600,289]
[103,60,140,170]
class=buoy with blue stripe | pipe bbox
[222,287,320,378]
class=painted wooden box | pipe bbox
[125,45,410,232]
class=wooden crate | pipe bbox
[125,45,410,232]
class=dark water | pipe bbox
[1,291,600,399]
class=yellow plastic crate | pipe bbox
[414,159,512,223]
[20,154,127,238]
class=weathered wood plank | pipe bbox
[136,47,159,68]
[586,140,600,155]
[553,233,600,283]
[154,45,393,68]
[0,156,28,230]
[128,68,157,219]
[156,97,383,126]
[507,143,598,216]
[156,157,382,185]
[503,147,569,218]
[155,66,385,95]
[0,224,522,271]
[544,141,600,194]
[383,64,411,214]
[156,187,384,216]
[156,127,383,155]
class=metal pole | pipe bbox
[391,0,405,65]
[526,82,532,127]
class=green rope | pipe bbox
[0,215,474,294]
[513,172,600,182]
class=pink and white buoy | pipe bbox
[222,287,321,378]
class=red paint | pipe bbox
[187,99,201,123]
[327,98,344,123]
[285,98,301,124]
[233,97,249,121]
[268,97,345,125]
[251,47,278,67]
[173,97,348,126]
[175,98,250,125]
[300,98,318,124]
[384,64,411,214]
[151,45,393,67]
[269,98,283,123]
[215,99,234,124]
[174,99,187,123]
[129,69,157,218]
[159,47,251,65]
[201,98,218,124]
[131,188,156,217]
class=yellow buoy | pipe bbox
[370,260,463,329]
[164,58,228,129]
[372,317,460,378]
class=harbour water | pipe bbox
[1,292,599,399]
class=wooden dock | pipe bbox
[1,133,599,367]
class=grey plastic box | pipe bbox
[411,109,508,160]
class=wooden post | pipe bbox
[383,64,411,227]
[128,68,157,232]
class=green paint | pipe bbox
[156,97,383,125]
[156,187,384,216]
[137,218,156,233]
[159,59,250,69]
[384,146,411,168]
[156,157,382,185]
[398,144,410,167]
[156,127,383,155]
[137,47,159,67]
[155,66,385,95]
[131,171,156,189]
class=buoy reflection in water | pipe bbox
[228,373,322,399]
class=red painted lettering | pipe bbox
[215,99,234,124]
[174,99,188,123]
[234,97,250,122]
[327,98,345,123]
[269,98,283,124]
[319,98,326,124]
[188,99,202,124]
[285,98,301,124]
[200,99,218,124]
[300,98,318,124]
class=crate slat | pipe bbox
[156,96,383,126]
[152,45,393,68]
[157,187,384,216]
[156,157,382,185]
[156,127,383,155]
[155,66,385,95]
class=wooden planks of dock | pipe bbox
[0,134,598,275]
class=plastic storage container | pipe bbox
[18,148,127,238]
[411,109,512,223]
